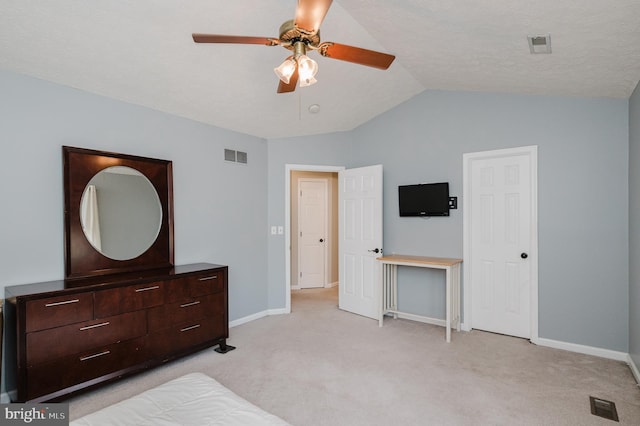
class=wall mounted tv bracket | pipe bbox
[449,197,458,209]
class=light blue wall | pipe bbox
[266,133,353,309]
[0,69,269,322]
[1,67,634,358]
[630,81,640,369]
[348,90,629,351]
[265,90,629,352]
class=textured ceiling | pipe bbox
[1,1,639,139]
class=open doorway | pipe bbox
[291,173,339,290]
[284,163,383,317]
[285,165,343,313]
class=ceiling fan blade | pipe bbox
[294,0,333,35]
[319,43,395,70]
[277,67,299,94]
[192,34,278,46]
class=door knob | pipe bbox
[368,248,380,254]
[319,239,324,243]
[521,252,528,259]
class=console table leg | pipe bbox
[379,263,386,327]
[391,264,398,319]
[446,266,451,343]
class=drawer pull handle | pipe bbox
[180,301,201,308]
[135,285,160,292]
[180,324,201,332]
[45,299,80,307]
[80,321,110,331]
[80,350,111,361]
[198,276,217,281]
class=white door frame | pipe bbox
[296,177,329,289]
[285,164,345,313]
[462,145,538,341]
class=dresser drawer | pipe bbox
[147,319,223,359]
[26,310,147,366]
[147,293,224,330]
[165,271,224,303]
[25,293,93,333]
[26,337,145,401]
[94,281,164,317]
[6,263,230,403]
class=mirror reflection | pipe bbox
[80,166,162,261]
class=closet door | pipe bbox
[465,146,538,339]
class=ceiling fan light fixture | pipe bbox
[297,54,318,87]
[194,2,396,94]
[274,58,297,84]
[299,75,317,87]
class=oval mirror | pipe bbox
[80,166,162,261]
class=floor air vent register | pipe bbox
[589,396,619,422]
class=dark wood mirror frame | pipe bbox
[63,146,174,281]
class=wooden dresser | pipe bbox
[4,262,231,403]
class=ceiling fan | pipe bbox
[192,0,395,94]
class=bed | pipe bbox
[70,372,291,426]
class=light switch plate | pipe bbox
[277,226,284,235]
[270,226,277,235]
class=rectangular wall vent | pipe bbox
[224,149,236,162]
[224,149,248,165]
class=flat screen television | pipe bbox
[398,182,450,217]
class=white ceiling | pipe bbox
[1,1,639,139]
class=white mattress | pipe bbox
[70,373,291,426]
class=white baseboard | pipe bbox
[627,354,640,386]
[395,312,446,328]
[229,310,269,328]
[292,283,337,290]
[229,308,290,328]
[532,337,628,362]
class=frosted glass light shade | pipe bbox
[274,58,297,84]
[299,75,317,87]
[297,55,318,87]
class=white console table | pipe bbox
[377,255,462,342]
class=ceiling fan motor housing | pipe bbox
[279,19,320,49]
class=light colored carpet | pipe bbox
[68,287,640,425]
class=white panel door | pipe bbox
[298,179,327,288]
[470,152,534,338]
[338,165,383,319]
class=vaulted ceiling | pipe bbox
[1,1,639,139]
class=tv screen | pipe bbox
[398,182,450,217]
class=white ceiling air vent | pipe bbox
[527,34,551,54]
